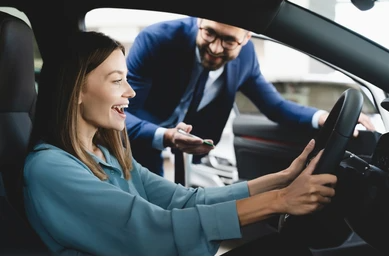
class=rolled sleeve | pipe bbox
[172,201,241,255]
[197,201,241,240]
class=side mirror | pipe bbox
[351,0,376,11]
[380,98,389,112]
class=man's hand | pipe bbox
[163,122,214,155]
[318,112,375,137]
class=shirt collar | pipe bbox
[88,145,111,166]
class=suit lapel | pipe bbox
[178,22,199,92]
[224,58,240,102]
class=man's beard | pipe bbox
[199,47,228,70]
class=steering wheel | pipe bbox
[278,88,364,249]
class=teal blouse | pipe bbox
[23,143,249,255]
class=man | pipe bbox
[125,17,375,177]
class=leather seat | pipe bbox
[0,11,49,255]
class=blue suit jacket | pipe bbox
[125,17,317,172]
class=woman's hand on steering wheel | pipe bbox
[278,141,337,216]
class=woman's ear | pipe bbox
[78,92,83,105]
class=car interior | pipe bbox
[0,11,49,255]
[1,0,389,255]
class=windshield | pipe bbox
[288,0,389,50]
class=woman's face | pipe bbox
[78,49,135,132]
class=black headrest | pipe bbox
[0,11,36,112]
[0,11,36,207]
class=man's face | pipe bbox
[196,18,250,70]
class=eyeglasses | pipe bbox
[199,27,246,50]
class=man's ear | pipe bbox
[197,17,202,27]
[241,31,252,46]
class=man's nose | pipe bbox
[209,38,224,54]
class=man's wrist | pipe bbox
[152,127,168,150]
[163,128,175,148]
[312,110,328,129]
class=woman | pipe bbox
[24,31,337,255]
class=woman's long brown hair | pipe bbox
[30,31,132,180]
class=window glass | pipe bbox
[85,8,187,56]
[84,7,386,181]
[288,0,389,51]
[85,8,381,130]
[236,36,378,116]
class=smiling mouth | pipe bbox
[204,51,225,64]
[206,51,223,58]
[111,104,128,115]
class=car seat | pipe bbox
[0,11,49,255]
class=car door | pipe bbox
[233,36,384,181]
[233,114,315,180]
